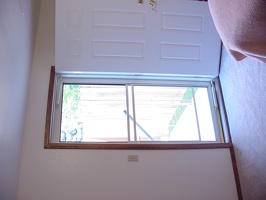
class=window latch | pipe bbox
[211,81,218,109]
[56,76,63,107]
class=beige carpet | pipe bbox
[219,46,266,200]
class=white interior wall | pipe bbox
[0,0,42,199]
[18,1,238,200]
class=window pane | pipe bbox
[169,88,199,141]
[59,84,217,143]
[133,86,195,141]
[194,88,216,141]
[61,84,128,142]
[133,86,216,142]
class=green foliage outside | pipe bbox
[168,87,197,133]
[62,84,81,121]
[61,84,84,141]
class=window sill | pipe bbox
[44,142,232,150]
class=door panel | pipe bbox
[56,0,221,77]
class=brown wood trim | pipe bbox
[229,146,243,200]
[44,66,55,148]
[44,67,230,150]
[44,142,232,150]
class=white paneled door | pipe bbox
[56,0,221,77]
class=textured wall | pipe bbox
[0,0,42,199]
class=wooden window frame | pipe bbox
[45,66,227,150]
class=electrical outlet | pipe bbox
[128,155,138,162]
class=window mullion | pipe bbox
[192,87,201,141]
[125,84,131,142]
[131,84,137,142]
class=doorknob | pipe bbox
[149,0,156,10]
[137,0,156,11]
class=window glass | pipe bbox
[59,83,216,143]
[61,84,128,142]
[194,88,216,141]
